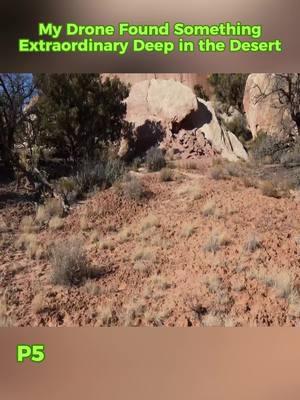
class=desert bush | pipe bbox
[202,200,216,217]
[145,147,166,172]
[75,158,125,193]
[280,138,300,165]
[181,224,197,238]
[104,158,126,186]
[260,180,281,198]
[224,162,244,177]
[122,175,147,201]
[242,176,257,188]
[131,156,143,171]
[250,133,286,163]
[48,216,64,231]
[56,176,81,203]
[208,74,248,112]
[0,296,14,327]
[159,168,173,182]
[204,232,230,254]
[50,239,89,286]
[19,216,38,233]
[36,198,64,224]
[140,215,160,231]
[133,246,154,261]
[244,234,261,253]
[202,313,222,327]
[210,165,227,180]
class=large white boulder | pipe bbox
[243,73,297,138]
[120,79,248,162]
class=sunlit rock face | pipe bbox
[102,73,209,91]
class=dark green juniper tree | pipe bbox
[34,74,130,163]
[209,73,249,112]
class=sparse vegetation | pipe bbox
[133,246,154,261]
[145,147,166,172]
[202,313,222,327]
[48,216,64,231]
[202,200,216,217]
[50,239,89,286]
[122,175,147,201]
[204,232,230,253]
[159,168,173,182]
[210,165,227,180]
[140,215,160,232]
[181,224,197,238]
[260,180,281,198]
[244,234,261,253]
[0,296,14,327]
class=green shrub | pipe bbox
[104,158,125,186]
[76,159,125,193]
[145,147,166,172]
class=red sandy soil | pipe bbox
[1,162,300,327]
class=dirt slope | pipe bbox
[1,162,300,327]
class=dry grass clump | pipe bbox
[19,215,38,233]
[83,280,103,296]
[260,180,281,198]
[15,233,43,259]
[210,165,227,180]
[122,175,147,201]
[49,216,64,231]
[202,200,217,217]
[123,300,146,326]
[99,238,115,250]
[244,234,261,253]
[177,159,198,170]
[204,273,221,293]
[89,230,100,244]
[242,176,257,188]
[288,291,300,318]
[31,292,47,314]
[50,238,89,286]
[149,274,170,290]
[202,312,222,327]
[145,147,166,172]
[118,227,132,243]
[203,232,230,254]
[140,214,160,232]
[224,162,244,177]
[96,304,117,327]
[177,184,202,200]
[249,268,293,299]
[181,224,197,238]
[133,246,154,262]
[80,215,90,231]
[36,198,64,224]
[159,168,173,182]
[0,296,14,327]
[133,260,152,275]
[144,308,171,327]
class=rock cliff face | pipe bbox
[243,73,297,138]
[119,79,248,162]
